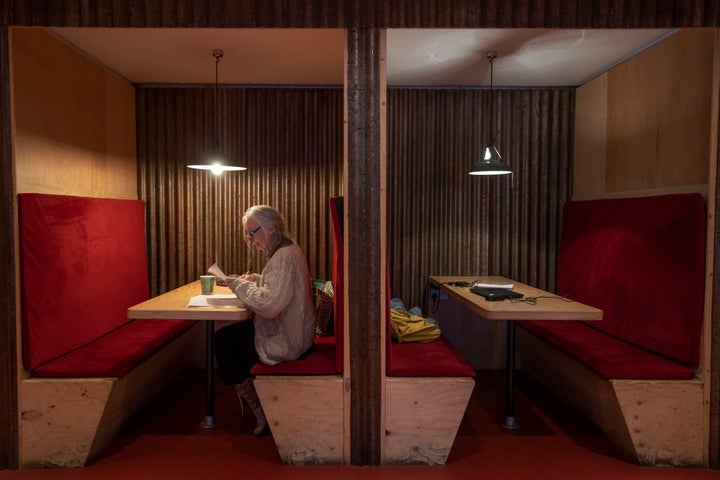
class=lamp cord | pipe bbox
[213,50,223,150]
[488,51,496,146]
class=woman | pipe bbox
[214,205,316,436]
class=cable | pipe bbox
[430,291,440,314]
[509,295,575,305]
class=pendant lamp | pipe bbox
[188,49,246,175]
[469,51,512,176]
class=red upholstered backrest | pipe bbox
[329,197,344,374]
[332,195,472,378]
[557,193,706,367]
[328,196,397,375]
[19,193,150,371]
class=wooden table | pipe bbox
[429,275,602,428]
[128,280,252,428]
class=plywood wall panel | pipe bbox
[573,73,607,200]
[606,29,713,193]
[11,28,136,198]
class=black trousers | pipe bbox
[213,320,259,386]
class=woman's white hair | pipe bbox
[242,205,288,250]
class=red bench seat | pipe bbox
[520,320,695,380]
[18,193,198,467]
[251,197,345,377]
[250,196,474,465]
[387,336,476,377]
[251,336,336,375]
[520,193,706,380]
[19,193,195,378]
[31,319,194,378]
[251,194,475,380]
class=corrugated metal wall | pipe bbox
[387,88,574,308]
[137,86,573,306]
[137,87,344,296]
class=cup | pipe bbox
[200,275,215,295]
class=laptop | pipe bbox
[470,286,524,301]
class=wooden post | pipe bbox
[344,26,387,466]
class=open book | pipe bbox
[207,262,230,284]
[187,294,243,307]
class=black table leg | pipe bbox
[504,319,518,429]
[200,320,216,428]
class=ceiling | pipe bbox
[46,27,677,87]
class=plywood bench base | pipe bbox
[254,375,344,465]
[518,329,706,467]
[20,324,199,468]
[384,376,475,465]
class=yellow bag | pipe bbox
[390,309,441,343]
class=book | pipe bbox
[187,294,243,307]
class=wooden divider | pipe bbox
[384,377,474,464]
[19,325,199,467]
[254,375,345,464]
[518,329,705,466]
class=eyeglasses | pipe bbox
[246,225,261,240]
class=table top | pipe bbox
[429,276,603,321]
[127,280,252,321]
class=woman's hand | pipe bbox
[216,275,238,287]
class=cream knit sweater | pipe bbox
[229,243,316,365]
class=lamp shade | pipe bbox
[468,144,512,175]
[188,151,247,176]
[469,51,512,177]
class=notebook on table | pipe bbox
[470,286,524,301]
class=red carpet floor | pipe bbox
[2,370,720,480]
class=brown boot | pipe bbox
[235,378,270,437]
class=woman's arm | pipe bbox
[230,248,297,317]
